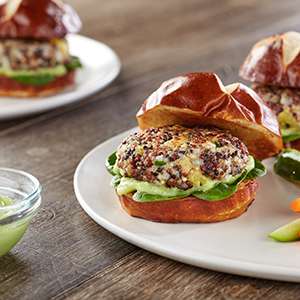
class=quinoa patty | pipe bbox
[0,39,70,70]
[253,85,300,122]
[116,125,249,190]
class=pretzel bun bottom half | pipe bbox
[118,180,258,223]
[0,71,75,97]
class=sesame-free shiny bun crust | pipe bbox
[137,72,282,160]
[0,0,81,40]
[119,180,258,223]
[240,32,300,88]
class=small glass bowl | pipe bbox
[0,168,41,257]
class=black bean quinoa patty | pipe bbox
[253,85,300,121]
[0,39,69,70]
[116,125,250,190]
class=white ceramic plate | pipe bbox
[74,128,300,282]
[0,34,121,120]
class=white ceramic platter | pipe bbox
[74,128,300,282]
[0,34,121,120]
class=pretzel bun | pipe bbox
[240,32,300,88]
[137,72,282,160]
[0,71,75,97]
[0,0,81,40]
[119,180,258,223]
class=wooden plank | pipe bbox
[56,251,300,300]
[1,0,300,299]
[0,62,238,299]
[0,0,299,133]
[0,174,135,299]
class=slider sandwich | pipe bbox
[106,73,282,223]
[0,0,82,97]
[240,31,300,149]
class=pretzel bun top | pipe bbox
[240,31,300,88]
[137,72,282,160]
[0,0,81,40]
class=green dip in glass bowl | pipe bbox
[0,168,41,257]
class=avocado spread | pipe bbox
[0,197,31,257]
[106,153,266,202]
[0,56,82,86]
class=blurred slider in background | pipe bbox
[0,0,82,97]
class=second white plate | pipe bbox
[74,128,300,282]
[0,34,121,120]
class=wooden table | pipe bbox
[1,0,300,299]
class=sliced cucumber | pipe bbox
[274,149,300,182]
[269,218,300,242]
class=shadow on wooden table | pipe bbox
[0,253,29,276]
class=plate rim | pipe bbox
[0,34,121,120]
[74,129,300,283]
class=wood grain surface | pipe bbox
[1,0,300,299]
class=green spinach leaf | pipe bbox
[245,159,266,180]
[105,151,117,175]
[106,151,266,202]
[192,183,238,201]
[133,192,186,202]
[66,56,82,71]
[192,170,247,201]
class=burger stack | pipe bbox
[0,0,82,97]
[240,31,300,150]
[106,72,282,223]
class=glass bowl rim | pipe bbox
[0,167,42,211]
